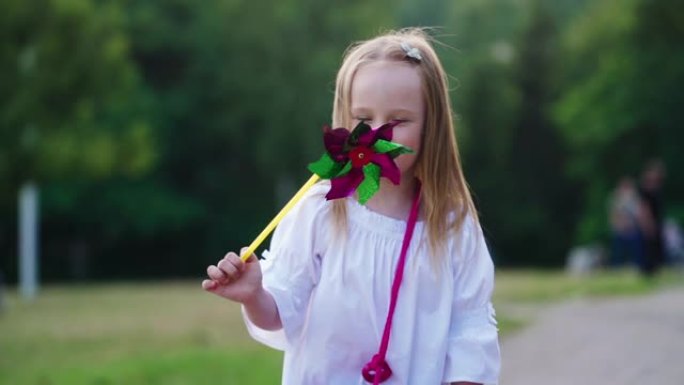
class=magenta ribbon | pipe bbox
[362,181,422,384]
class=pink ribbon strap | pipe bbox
[362,181,422,384]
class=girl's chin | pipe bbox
[381,171,416,186]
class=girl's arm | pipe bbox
[442,219,500,384]
[242,286,282,331]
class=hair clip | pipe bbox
[400,42,422,62]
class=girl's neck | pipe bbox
[358,171,417,221]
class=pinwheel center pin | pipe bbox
[350,146,372,168]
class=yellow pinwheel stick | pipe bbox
[240,174,321,262]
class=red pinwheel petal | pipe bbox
[375,120,399,142]
[372,153,401,184]
[357,120,400,146]
[326,169,364,200]
[357,126,377,147]
[324,127,350,162]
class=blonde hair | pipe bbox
[331,28,478,259]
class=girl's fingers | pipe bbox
[226,252,246,272]
[202,279,217,291]
[217,257,240,279]
[239,247,257,266]
[202,250,253,293]
[207,265,228,283]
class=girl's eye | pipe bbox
[354,117,370,122]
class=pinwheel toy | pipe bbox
[238,120,412,262]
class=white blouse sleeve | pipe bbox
[241,184,328,351]
[443,219,501,384]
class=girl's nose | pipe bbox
[368,118,388,129]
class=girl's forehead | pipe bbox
[352,61,422,90]
[350,61,423,112]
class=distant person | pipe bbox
[608,177,642,267]
[663,218,684,265]
[201,29,500,384]
[637,160,666,277]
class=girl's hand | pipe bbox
[202,248,263,304]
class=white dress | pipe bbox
[243,182,500,385]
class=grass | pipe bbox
[0,282,282,385]
[0,268,681,385]
[493,267,683,303]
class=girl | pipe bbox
[202,28,500,385]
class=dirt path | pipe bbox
[499,288,684,385]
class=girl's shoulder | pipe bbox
[446,207,479,237]
[446,212,484,261]
[299,180,331,204]
[268,181,334,255]
[286,181,333,220]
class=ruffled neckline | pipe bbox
[345,196,424,239]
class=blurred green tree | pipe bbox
[107,0,395,278]
[503,1,577,266]
[442,0,586,266]
[0,0,157,280]
[0,0,155,187]
[554,0,684,244]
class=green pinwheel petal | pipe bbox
[357,163,381,204]
[386,145,413,158]
[335,161,352,177]
[373,139,414,156]
[308,153,344,179]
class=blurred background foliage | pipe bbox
[1,0,682,282]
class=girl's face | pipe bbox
[350,60,425,177]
